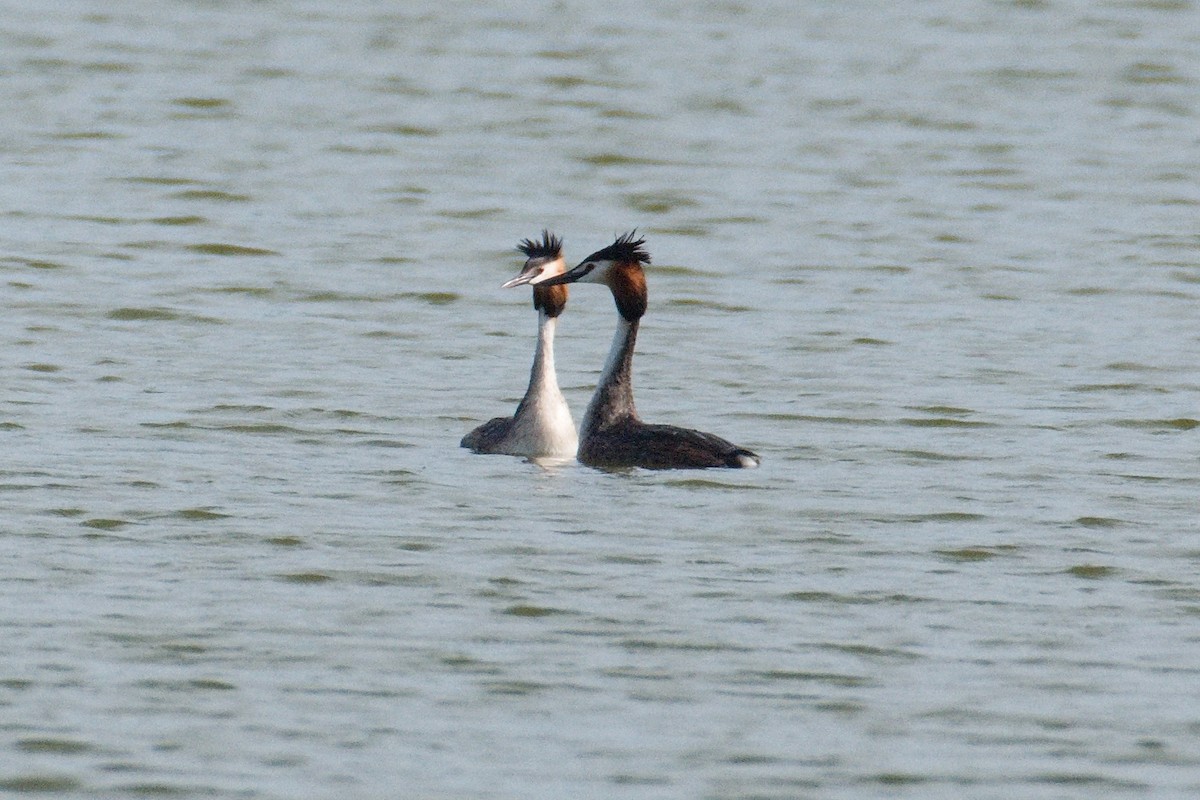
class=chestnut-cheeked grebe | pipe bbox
[461,231,578,458]
[506,231,759,469]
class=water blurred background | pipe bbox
[3,1,1198,797]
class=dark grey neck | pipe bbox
[581,315,639,435]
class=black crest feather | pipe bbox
[517,229,563,260]
[588,230,651,265]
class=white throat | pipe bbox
[509,311,577,457]
[581,314,638,437]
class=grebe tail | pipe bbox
[461,231,577,458]
[523,231,759,470]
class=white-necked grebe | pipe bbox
[507,231,759,470]
[461,231,577,458]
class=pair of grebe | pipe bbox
[462,231,759,470]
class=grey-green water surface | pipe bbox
[3,1,1199,798]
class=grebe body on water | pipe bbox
[461,231,577,458]
[508,231,759,470]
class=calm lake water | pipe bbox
[3,1,1199,797]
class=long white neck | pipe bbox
[509,310,577,458]
[581,314,639,436]
[526,311,560,398]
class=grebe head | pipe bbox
[502,230,566,289]
[533,231,650,321]
[502,230,569,318]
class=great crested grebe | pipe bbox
[506,231,759,470]
[461,231,577,458]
